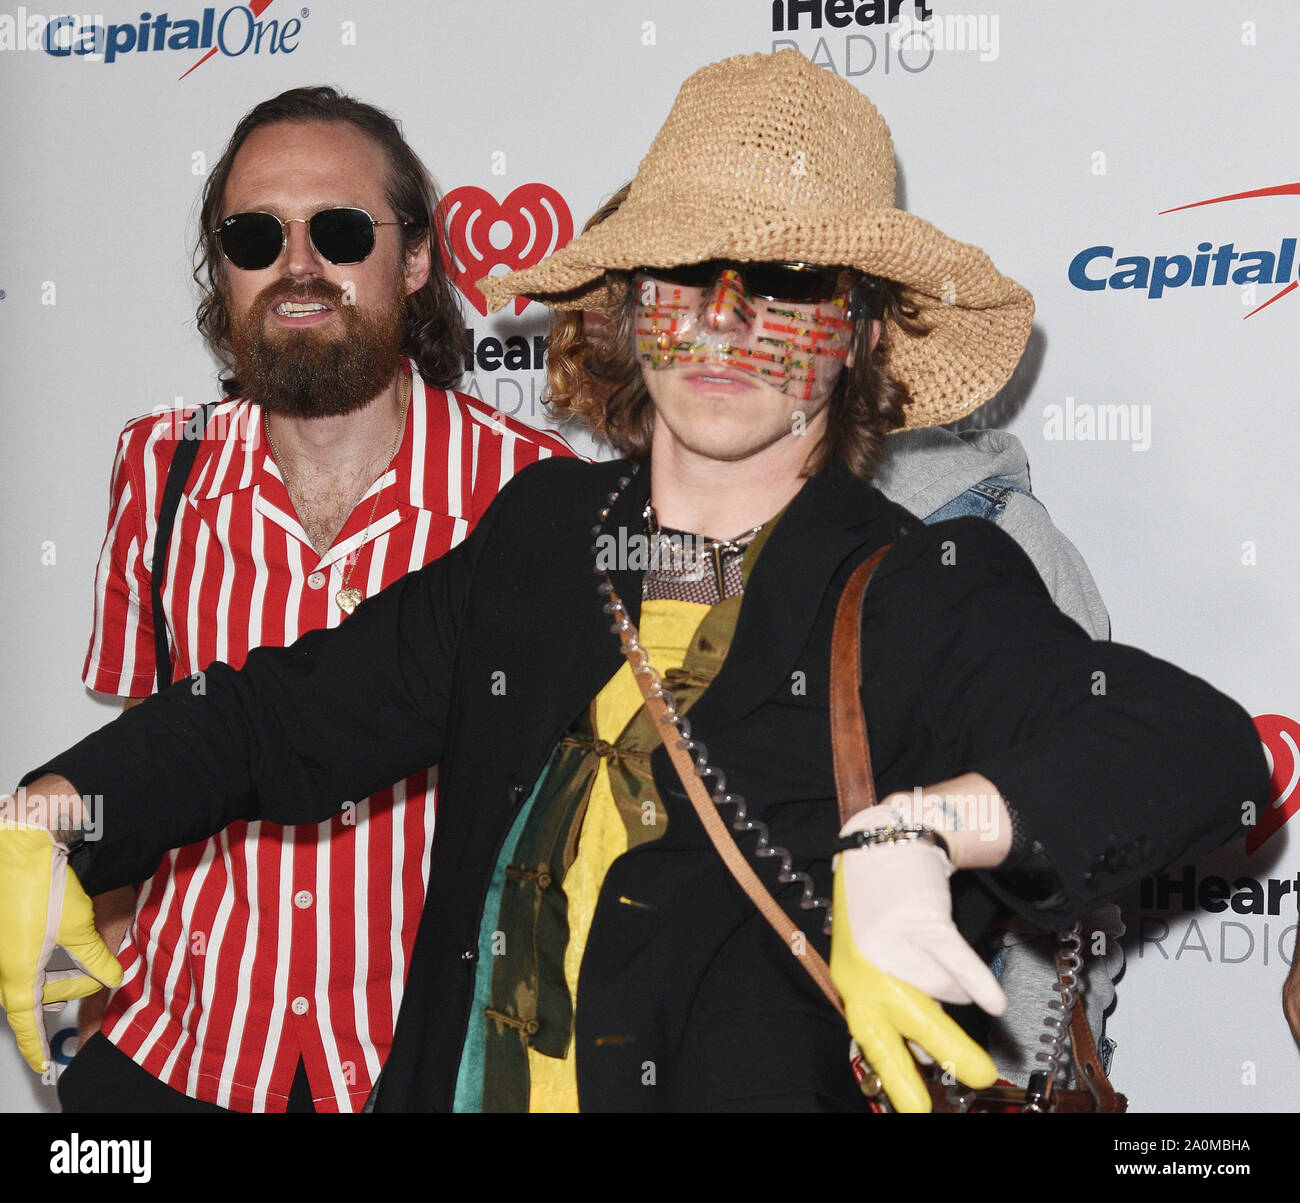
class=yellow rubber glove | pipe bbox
[0,824,123,1072]
[829,862,998,1113]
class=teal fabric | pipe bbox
[450,766,550,1113]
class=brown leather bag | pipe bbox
[616,548,1126,1113]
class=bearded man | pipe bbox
[58,87,573,1113]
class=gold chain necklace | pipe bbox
[262,370,411,615]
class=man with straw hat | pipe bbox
[0,50,1268,1113]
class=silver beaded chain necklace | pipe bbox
[592,465,834,930]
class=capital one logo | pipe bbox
[1246,713,1300,853]
[436,184,573,316]
[29,2,303,78]
[1068,181,1300,317]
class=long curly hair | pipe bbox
[195,86,468,396]
[545,187,928,483]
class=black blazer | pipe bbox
[48,457,1268,1111]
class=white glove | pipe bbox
[836,809,1007,1016]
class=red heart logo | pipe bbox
[436,184,574,316]
[1246,713,1300,853]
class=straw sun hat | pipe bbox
[480,49,1034,429]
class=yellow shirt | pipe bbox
[526,598,709,1112]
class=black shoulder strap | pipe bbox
[151,402,217,692]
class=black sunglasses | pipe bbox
[214,207,417,271]
[638,260,855,304]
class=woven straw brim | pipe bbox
[480,201,1033,429]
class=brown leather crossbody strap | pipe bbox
[1069,979,1122,1111]
[610,587,846,1019]
[829,549,893,828]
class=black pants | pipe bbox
[59,1033,316,1113]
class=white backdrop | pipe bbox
[1,0,1296,1113]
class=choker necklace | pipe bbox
[642,499,764,600]
[263,370,411,615]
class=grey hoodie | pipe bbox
[875,427,1111,640]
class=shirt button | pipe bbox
[461,948,477,962]
[291,996,310,1015]
[307,571,327,589]
[294,890,313,909]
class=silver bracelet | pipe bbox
[833,821,951,860]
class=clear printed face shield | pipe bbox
[633,261,864,403]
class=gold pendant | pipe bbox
[336,586,363,614]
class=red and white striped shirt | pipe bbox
[82,362,575,1112]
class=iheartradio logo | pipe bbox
[436,184,573,316]
[1247,713,1300,853]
